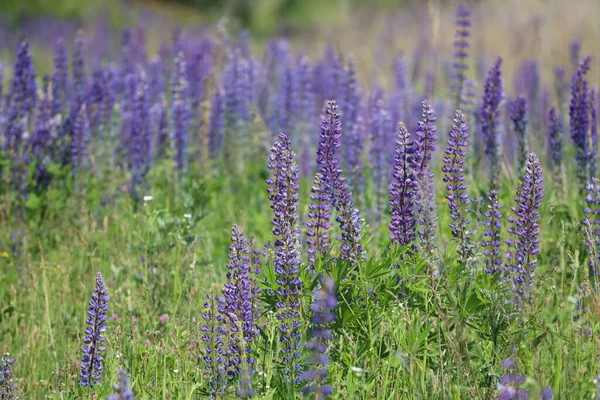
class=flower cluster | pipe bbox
[547,107,565,192]
[453,2,471,110]
[483,190,503,274]
[299,276,338,399]
[569,56,591,191]
[442,110,472,262]
[496,358,527,400]
[584,178,600,278]
[481,58,504,191]
[107,369,134,400]
[80,272,109,386]
[506,153,544,304]
[266,133,303,380]
[509,97,528,179]
[0,354,17,399]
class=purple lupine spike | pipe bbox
[223,50,251,133]
[0,354,17,398]
[148,57,166,107]
[0,64,4,111]
[277,60,298,140]
[209,86,224,158]
[414,100,438,254]
[389,122,417,247]
[321,45,343,106]
[589,87,598,179]
[299,276,337,398]
[306,172,332,266]
[128,71,151,202]
[481,58,503,191]
[72,103,90,177]
[80,272,109,387]
[316,101,342,204]
[570,56,592,191]
[52,39,68,118]
[266,133,303,380]
[506,153,543,304]
[72,30,87,107]
[218,225,260,376]
[296,55,316,129]
[172,51,189,173]
[497,359,528,400]
[547,107,565,192]
[100,68,115,134]
[342,54,359,129]
[442,110,472,263]
[570,40,582,71]
[508,97,528,179]
[201,293,228,396]
[393,52,409,122]
[107,369,134,400]
[6,40,37,152]
[482,190,503,274]
[453,2,471,111]
[88,67,106,134]
[553,67,568,115]
[584,178,600,278]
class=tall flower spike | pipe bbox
[589,87,598,179]
[369,95,392,222]
[569,40,582,71]
[266,133,303,380]
[0,354,17,399]
[442,110,472,263]
[481,58,503,191]
[52,39,68,118]
[506,153,543,304]
[509,97,528,179]
[453,2,471,111]
[389,122,417,248]
[482,190,503,274]
[299,276,337,399]
[172,51,189,174]
[201,293,228,396]
[547,107,565,193]
[584,178,600,278]
[306,172,332,266]
[218,225,260,377]
[570,56,591,191]
[414,101,439,254]
[72,30,87,108]
[346,116,366,196]
[80,272,109,386]
[107,369,134,400]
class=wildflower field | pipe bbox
[1,0,600,398]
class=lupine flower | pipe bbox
[497,358,528,400]
[299,276,337,399]
[569,40,581,71]
[107,369,134,400]
[589,87,598,179]
[342,54,359,130]
[201,293,228,396]
[266,133,303,380]
[0,354,17,399]
[80,272,109,386]
[172,51,189,173]
[389,122,417,248]
[482,190,503,274]
[570,56,591,191]
[514,61,540,134]
[453,2,471,111]
[277,60,298,140]
[307,172,332,265]
[72,103,90,177]
[506,153,543,304]
[547,107,565,192]
[541,387,554,400]
[442,110,472,263]
[553,67,568,114]
[509,97,528,179]
[52,39,68,118]
[296,55,316,131]
[481,58,503,191]
[414,101,438,253]
[584,178,600,278]
[129,71,151,202]
[218,225,260,376]
[72,31,87,108]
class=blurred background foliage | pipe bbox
[0,0,416,37]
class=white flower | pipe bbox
[143,195,154,202]
[350,366,363,374]
[183,213,192,219]
[173,369,179,374]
